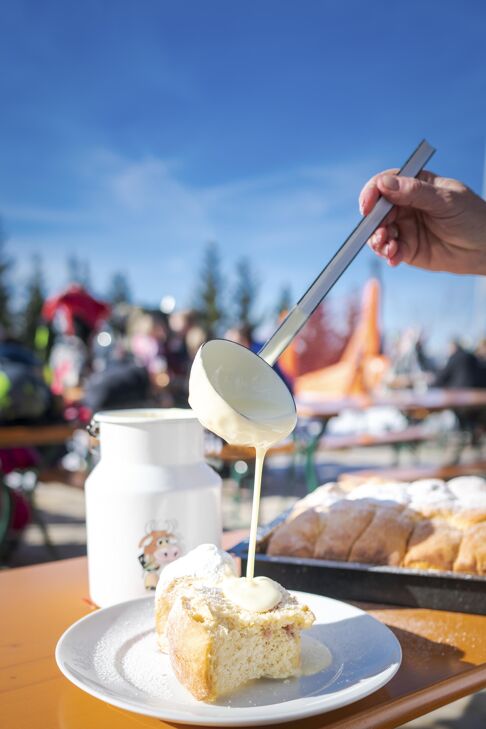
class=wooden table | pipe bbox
[2,547,486,729]
[295,388,486,491]
[0,422,79,449]
[296,388,486,420]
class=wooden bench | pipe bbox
[207,426,434,463]
[339,460,486,484]
[0,422,82,562]
[0,423,78,449]
[36,466,86,488]
[206,441,295,462]
[319,425,435,451]
[207,426,436,492]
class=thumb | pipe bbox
[377,174,448,215]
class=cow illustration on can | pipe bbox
[138,520,183,590]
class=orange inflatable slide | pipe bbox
[292,278,388,399]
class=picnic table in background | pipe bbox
[0,422,78,448]
[296,387,486,420]
[0,421,83,562]
[295,388,486,491]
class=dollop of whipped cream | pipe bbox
[155,544,237,601]
[221,575,283,612]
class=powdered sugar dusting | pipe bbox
[155,544,237,602]
[121,631,173,698]
[92,601,174,700]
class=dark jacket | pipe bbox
[434,347,486,389]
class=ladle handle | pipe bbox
[259,139,436,366]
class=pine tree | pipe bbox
[192,242,225,338]
[275,284,293,316]
[67,255,91,288]
[108,272,132,305]
[21,255,45,348]
[81,259,91,289]
[233,257,260,335]
[0,220,13,335]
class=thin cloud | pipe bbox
[2,147,478,352]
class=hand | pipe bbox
[359,170,486,275]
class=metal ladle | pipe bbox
[189,140,436,445]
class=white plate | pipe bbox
[55,592,401,727]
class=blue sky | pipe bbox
[1,0,486,352]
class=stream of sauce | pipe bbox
[189,341,296,611]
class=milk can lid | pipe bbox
[88,408,198,436]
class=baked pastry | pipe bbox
[348,505,414,566]
[154,544,237,651]
[266,508,323,558]
[447,476,486,503]
[346,481,411,506]
[407,479,456,519]
[291,482,347,517]
[166,580,314,702]
[403,519,463,572]
[454,523,486,575]
[313,500,376,561]
[449,507,486,530]
[265,477,486,575]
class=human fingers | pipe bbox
[359,168,437,215]
[371,237,406,268]
[386,238,402,266]
[376,174,448,215]
[387,239,407,267]
[359,168,399,215]
[368,226,412,268]
[367,223,400,256]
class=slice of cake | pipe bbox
[154,544,237,651]
[165,579,315,702]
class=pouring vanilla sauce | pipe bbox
[189,338,296,611]
[188,142,436,612]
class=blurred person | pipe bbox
[224,324,253,348]
[185,324,208,360]
[130,310,169,377]
[434,339,486,445]
[434,339,484,389]
[385,328,435,390]
[476,338,486,364]
[83,360,151,414]
[42,284,110,394]
[167,309,193,374]
[165,310,197,406]
[91,303,133,372]
[0,337,56,423]
[128,309,177,405]
[476,338,486,390]
[48,333,88,394]
[360,170,486,274]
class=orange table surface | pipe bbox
[1,544,486,729]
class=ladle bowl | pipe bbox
[188,339,296,448]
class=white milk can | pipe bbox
[85,408,222,607]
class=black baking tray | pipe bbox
[229,515,486,616]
